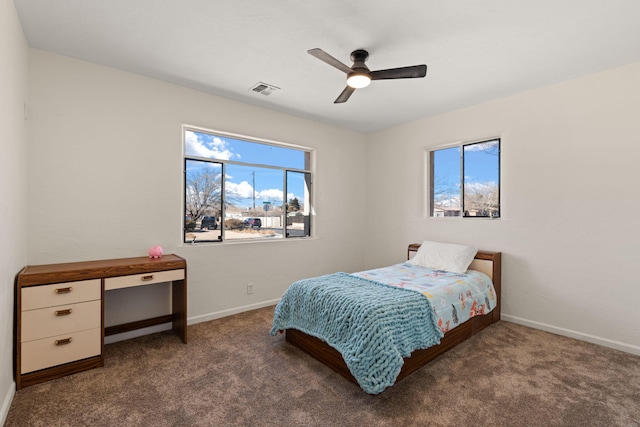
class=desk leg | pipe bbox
[172,279,187,343]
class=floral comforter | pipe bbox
[353,262,496,333]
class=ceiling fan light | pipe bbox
[347,73,371,89]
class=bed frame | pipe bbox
[285,243,502,387]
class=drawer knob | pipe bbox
[141,275,154,281]
[54,287,73,294]
[55,308,73,316]
[55,337,72,346]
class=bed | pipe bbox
[271,242,502,394]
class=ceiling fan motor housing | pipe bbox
[350,50,370,71]
[350,49,369,63]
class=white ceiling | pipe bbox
[14,0,640,134]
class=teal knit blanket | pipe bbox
[270,272,443,394]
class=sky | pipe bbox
[185,130,308,210]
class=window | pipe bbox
[183,127,312,243]
[430,138,500,218]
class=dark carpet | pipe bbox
[5,306,640,426]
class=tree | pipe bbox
[185,168,221,221]
[463,182,499,216]
[288,197,301,212]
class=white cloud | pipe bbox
[225,180,255,199]
[257,188,284,202]
[464,139,499,152]
[185,131,235,160]
[224,180,288,204]
[216,165,303,206]
[435,195,460,208]
[464,182,497,192]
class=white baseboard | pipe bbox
[188,299,281,325]
[0,380,15,426]
[501,314,640,356]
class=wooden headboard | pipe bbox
[407,243,502,322]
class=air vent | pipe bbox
[250,82,280,96]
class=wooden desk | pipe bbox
[14,254,187,389]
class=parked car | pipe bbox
[200,216,218,230]
[242,217,262,229]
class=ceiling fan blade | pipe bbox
[334,86,356,103]
[370,64,427,80]
[308,48,353,74]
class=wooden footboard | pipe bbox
[285,246,502,388]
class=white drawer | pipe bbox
[21,328,101,374]
[104,269,184,291]
[22,279,101,311]
[21,300,101,342]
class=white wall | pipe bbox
[0,0,28,420]
[365,61,640,354]
[27,50,366,329]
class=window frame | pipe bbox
[182,125,313,243]
[428,137,501,219]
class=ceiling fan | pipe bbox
[308,48,427,103]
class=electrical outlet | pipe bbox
[247,283,254,294]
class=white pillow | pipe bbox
[409,241,478,274]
